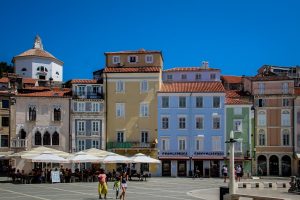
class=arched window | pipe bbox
[41,66,44,71]
[281,110,290,126]
[258,129,265,146]
[20,129,26,139]
[37,67,40,71]
[282,129,290,146]
[21,68,27,71]
[52,132,59,145]
[35,131,42,145]
[29,107,36,121]
[43,132,51,145]
[258,111,266,126]
[54,108,61,121]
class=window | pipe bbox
[56,71,59,75]
[78,102,85,112]
[52,132,59,145]
[195,136,204,151]
[92,121,100,134]
[92,140,99,148]
[1,117,9,127]
[92,102,100,112]
[140,103,149,117]
[162,117,169,129]
[213,116,220,129]
[21,68,27,71]
[35,131,42,145]
[179,97,186,108]
[212,136,221,151]
[258,83,265,94]
[112,56,120,64]
[1,100,9,108]
[281,110,290,126]
[179,117,186,129]
[282,99,289,107]
[210,73,216,80]
[282,129,290,146]
[116,103,125,117]
[0,135,8,147]
[116,81,125,93]
[162,96,169,108]
[181,74,187,80]
[234,140,242,152]
[196,97,203,108]
[161,138,170,151]
[78,86,85,96]
[145,55,153,63]
[178,137,186,151]
[141,131,148,143]
[195,116,203,129]
[117,131,124,142]
[54,108,61,121]
[77,121,85,133]
[92,86,99,94]
[258,129,265,146]
[234,107,242,115]
[78,140,85,151]
[282,83,289,94]
[233,119,242,132]
[257,99,265,107]
[258,111,266,126]
[128,55,138,63]
[213,97,220,108]
[29,106,36,121]
[167,74,173,80]
[43,132,50,145]
[195,73,201,80]
[140,80,148,92]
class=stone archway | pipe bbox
[269,155,279,176]
[257,155,267,176]
[281,155,291,177]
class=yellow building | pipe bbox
[103,49,163,175]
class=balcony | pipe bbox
[10,139,28,148]
[73,92,104,99]
[107,142,155,150]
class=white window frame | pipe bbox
[117,131,124,142]
[212,136,221,151]
[234,139,242,152]
[167,74,173,80]
[91,121,100,135]
[282,99,289,107]
[145,55,153,63]
[161,137,170,151]
[77,121,85,135]
[116,103,125,118]
[195,116,204,129]
[195,73,201,80]
[141,131,149,143]
[212,116,220,129]
[178,137,186,151]
[282,129,290,146]
[195,136,204,151]
[281,110,290,126]
[162,96,169,108]
[258,111,266,126]
[196,96,203,108]
[213,96,220,108]
[78,102,85,112]
[92,140,99,149]
[161,116,169,129]
[78,86,85,96]
[140,103,149,117]
[181,74,187,80]
[233,119,242,132]
[210,73,216,80]
[112,56,120,64]
[77,139,85,151]
[234,107,242,115]
[128,55,138,63]
[178,116,186,129]
[140,80,148,93]
[179,96,186,108]
[116,81,125,93]
[92,102,100,112]
[258,129,266,146]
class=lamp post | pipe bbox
[225,130,237,195]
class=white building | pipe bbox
[13,35,63,83]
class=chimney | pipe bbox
[201,61,209,69]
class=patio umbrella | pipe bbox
[69,151,103,163]
[82,148,115,158]
[130,153,161,164]
[31,152,69,163]
[9,146,70,159]
[102,154,131,163]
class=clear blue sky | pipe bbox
[1,0,299,81]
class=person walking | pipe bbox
[222,165,228,183]
[113,176,121,199]
[98,169,108,199]
[236,165,242,182]
[119,171,128,200]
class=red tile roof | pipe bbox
[23,86,50,91]
[17,90,71,97]
[22,78,37,84]
[104,66,161,73]
[221,75,242,84]
[164,67,220,72]
[13,48,63,64]
[159,82,225,93]
[70,79,98,84]
[0,77,9,83]
[105,49,161,55]
[225,90,252,105]
[225,98,252,105]
[245,75,293,81]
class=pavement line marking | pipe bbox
[0,188,50,200]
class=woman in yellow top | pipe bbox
[98,169,108,199]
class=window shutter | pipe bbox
[74,102,77,112]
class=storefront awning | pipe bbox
[159,156,189,160]
[0,151,14,159]
[192,156,224,160]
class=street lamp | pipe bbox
[225,130,237,195]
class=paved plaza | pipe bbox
[0,177,299,200]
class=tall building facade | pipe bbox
[104,49,163,175]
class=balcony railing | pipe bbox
[107,142,155,149]
[73,92,104,99]
[10,139,28,148]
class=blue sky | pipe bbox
[0,0,299,81]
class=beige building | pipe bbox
[243,76,295,176]
[104,49,163,175]
[293,88,300,176]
